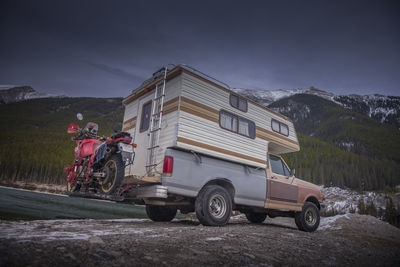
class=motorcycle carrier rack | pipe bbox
[64,178,166,203]
[65,190,125,202]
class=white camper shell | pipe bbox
[122,66,299,179]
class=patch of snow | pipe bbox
[232,87,335,106]
[339,142,354,152]
[321,186,399,216]
[371,107,397,122]
[0,219,154,242]
[318,214,349,231]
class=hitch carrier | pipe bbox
[64,175,166,203]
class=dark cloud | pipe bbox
[84,61,144,82]
[0,0,399,97]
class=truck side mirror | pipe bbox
[290,169,295,176]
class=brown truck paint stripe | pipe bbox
[265,198,303,211]
[122,116,137,131]
[177,137,266,165]
[270,196,298,203]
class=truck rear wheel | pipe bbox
[296,202,320,232]
[245,212,267,223]
[195,185,232,226]
[146,205,177,222]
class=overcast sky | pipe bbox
[0,0,399,97]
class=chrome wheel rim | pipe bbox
[305,209,316,226]
[209,194,227,219]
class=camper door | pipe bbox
[133,95,153,176]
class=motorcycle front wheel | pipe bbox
[100,154,124,194]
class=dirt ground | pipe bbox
[0,214,399,267]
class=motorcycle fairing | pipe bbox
[77,139,102,158]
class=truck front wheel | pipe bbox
[146,205,177,222]
[195,185,232,226]
[295,202,320,232]
[245,212,267,223]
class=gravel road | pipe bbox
[1,214,399,267]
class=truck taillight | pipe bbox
[163,156,173,177]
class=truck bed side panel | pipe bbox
[162,148,267,208]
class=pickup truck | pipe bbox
[136,147,324,232]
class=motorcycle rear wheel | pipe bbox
[100,154,124,194]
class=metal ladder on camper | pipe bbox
[145,67,168,175]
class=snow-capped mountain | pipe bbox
[233,87,400,128]
[333,94,400,127]
[232,86,335,106]
[0,86,58,104]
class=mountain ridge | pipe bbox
[0,86,62,104]
[233,87,400,129]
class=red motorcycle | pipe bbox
[65,114,135,195]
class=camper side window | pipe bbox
[239,117,255,138]
[271,119,289,137]
[140,101,152,132]
[220,111,237,131]
[230,94,247,112]
[220,110,255,139]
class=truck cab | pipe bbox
[265,153,324,231]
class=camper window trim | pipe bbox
[219,110,255,139]
[271,119,289,137]
[229,94,248,112]
[139,100,152,133]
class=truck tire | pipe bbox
[195,185,232,226]
[296,202,320,232]
[294,212,304,231]
[245,212,267,223]
[146,205,177,222]
[100,154,124,194]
